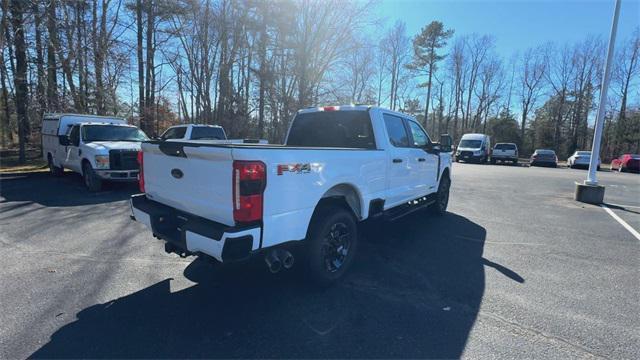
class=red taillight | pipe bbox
[321,106,339,111]
[137,150,145,193]
[233,161,266,223]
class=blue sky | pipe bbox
[375,0,640,58]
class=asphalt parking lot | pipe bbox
[1,164,638,359]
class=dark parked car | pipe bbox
[530,149,558,167]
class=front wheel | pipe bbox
[306,206,358,286]
[430,175,450,216]
[82,162,103,192]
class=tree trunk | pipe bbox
[10,0,28,163]
[46,0,58,111]
[136,0,145,133]
[423,63,433,129]
[145,0,155,134]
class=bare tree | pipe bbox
[382,20,410,110]
[518,46,546,147]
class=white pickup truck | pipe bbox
[160,123,268,144]
[130,105,453,284]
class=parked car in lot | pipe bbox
[42,113,148,191]
[491,143,518,165]
[530,149,558,167]
[160,124,268,144]
[567,150,600,170]
[455,133,491,163]
[610,154,640,173]
[130,105,453,285]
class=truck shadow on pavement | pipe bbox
[0,172,136,207]
[31,212,524,358]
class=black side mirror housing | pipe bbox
[59,135,69,146]
[439,134,453,152]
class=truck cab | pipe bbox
[42,114,148,191]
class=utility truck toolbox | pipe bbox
[130,105,454,285]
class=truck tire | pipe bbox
[430,175,450,216]
[82,162,103,192]
[48,154,63,176]
[306,206,358,286]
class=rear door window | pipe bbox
[286,111,376,148]
[383,114,410,147]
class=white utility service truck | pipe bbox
[42,113,148,191]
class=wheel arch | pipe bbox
[81,157,92,174]
[441,166,451,181]
[314,182,364,221]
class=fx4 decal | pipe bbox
[277,163,311,175]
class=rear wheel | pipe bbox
[490,158,496,165]
[430,175,450,216]
[82,162,103,192]
[306,206,358,286]
[48,154,63,176]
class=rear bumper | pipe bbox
[130,194,261,262]
[96,169,139,181]
[530,160,557,166]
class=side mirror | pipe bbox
[439,134,453,152]
[59,135,70,146]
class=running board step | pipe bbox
[384,194,436,222]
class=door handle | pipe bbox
[418,158,426,162]
[392,158,403,163]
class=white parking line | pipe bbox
[601,204,640,241]
[605,203,640,209]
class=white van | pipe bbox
[455,133,491,163]
[42,113,148,191]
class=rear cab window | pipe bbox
[161,126,187,140]
[494,143,516,150]
[286,110,376,149]
[191,127,226,140]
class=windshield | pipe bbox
[191,127,226,140]
[576,151,591,156]
[82,125,148,142]
[286,111,375,148]
[459,139,482,148]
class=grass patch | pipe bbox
[0,147,48,173]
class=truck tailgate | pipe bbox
[142,142,235,226]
